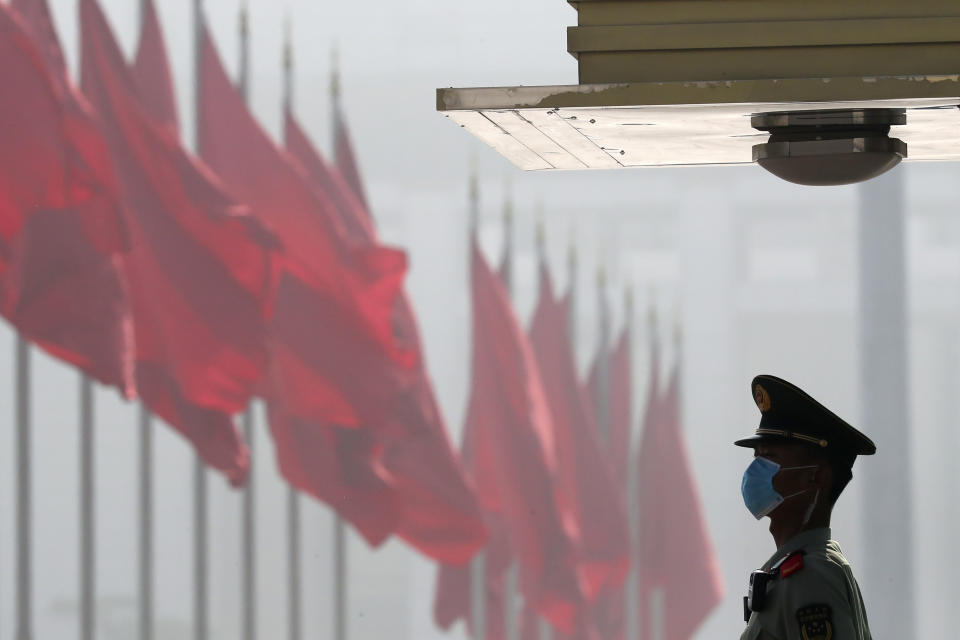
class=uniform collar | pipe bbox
[764,527,831,570]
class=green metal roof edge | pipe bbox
[437,75,960,111]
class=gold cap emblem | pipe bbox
[754,384,771,412]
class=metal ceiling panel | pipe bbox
[439,81,960,170]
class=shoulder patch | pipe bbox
[796,604,833,640]
[779,551,804,579]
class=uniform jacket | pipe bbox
[741,527,871,640]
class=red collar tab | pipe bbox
[778,551,805,579]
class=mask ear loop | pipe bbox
[801,489,820,528]
[776,466,820,516]
[778,464,818,472]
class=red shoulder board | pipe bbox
[779,551,804,579]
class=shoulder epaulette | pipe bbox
[772,550,805,579]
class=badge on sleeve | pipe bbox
[796,604,833,640]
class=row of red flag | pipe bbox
[1,0,484,565]
[433,238,725,639]
[1,1,724,637]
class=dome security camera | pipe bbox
[751,110,907,186]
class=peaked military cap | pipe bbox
[735,374,876,457]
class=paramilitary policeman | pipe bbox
[736,375,874,640]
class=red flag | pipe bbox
[283,113,371,239]
[581,330,634,640]
[265,273,402,545]
[80,0,279,482]
[197,30,405,330]
[529,264,629,640]
[585,278,612,438]
[584,355,600,428]
[267,405,401,543]
[608,328,632,488]
[434,522,512,639]
[530,263,630,602]
[333,101,371,219]
[9,0,66,77]
[521,607,601,640]
[590,329,660,640]
[585,334,631,486]
[132,0,178,135]
[432,246,514,635]
[284,110,486,563]
[1,2,134,393]
[197,29,414,423]
[457,242,582,633]
[521,608,541,640]
[635,355,724,640]
[197,28,418,540]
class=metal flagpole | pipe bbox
[857,170,913,638]
[241,409,255,640]
[288,490,302,640]
[139,405,154,640]
[593,262,614,635]
[587,262,612,640]
[595,266,611,446]
[15,336,32,640]
[333,519,347,640]
[238,1,250,101]
[193,461,208,640]
[330,46,348,640]
[236,5,258,640]
[536,216,559,640]
[647,323,681,640]
[134,2,156,635]
[283,16,293,115]
[467,166,487,640]
[501,187,514,299]
[80,374,95,640]
[501,190,519,640]
[622,292,642,640]
[193,1,209,638]
[651,325,682,640]
[282,18,303,640]
[566,226,577,350]
[631,302,657,640]
[135,1,156,611]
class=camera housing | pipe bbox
[751,110,907,186]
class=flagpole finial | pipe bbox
[534,207,546,256]
[469,159,480,235]
[282,11,294,111]
[239,0,249,36]
[331,43,341,101]
[283,12,293,73]
[194,0,206,30]
[470,159,479,202]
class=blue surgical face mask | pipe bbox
[741,457,817,520]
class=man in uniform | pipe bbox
[737,375,874,640]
